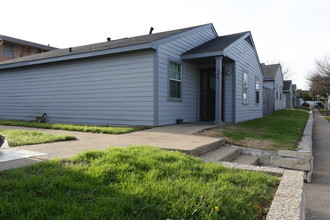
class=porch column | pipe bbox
[214,56,223,125]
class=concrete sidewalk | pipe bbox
[0,123,224,171]
[305,110,330,219]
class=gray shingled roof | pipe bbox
[283,80,292,90]
[261,64,281,80]
[0,24,206,66]
[182,32,249,57]
[0,35,57,51]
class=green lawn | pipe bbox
[0,146,279,220]
[0,129,76,147]
[200,109,309,151]
[0,119,142,134]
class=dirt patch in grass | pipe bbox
[239,138,276,150]
[200,128,278,151]
[199,124,278,150]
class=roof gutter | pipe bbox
[264,77,275,81]
[0,43,154,70]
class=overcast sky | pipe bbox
[2,0,330,90]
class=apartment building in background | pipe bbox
[0,35,56,62]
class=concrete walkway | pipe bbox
[0,123,224,171]
[305,110,330,219]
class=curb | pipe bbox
[220,162,305,220]
[266,170,305,220]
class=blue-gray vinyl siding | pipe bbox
[0,51,155,126]
[224,63,234,122]
[225,39,263,122]
[263,69,284,110]
[274,69,284,110]
[157,27,217,125]
[263,81,274,89]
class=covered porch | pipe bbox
[181,33,247,125]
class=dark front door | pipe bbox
[200,69,215,121]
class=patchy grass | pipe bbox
[295,106,310,111]
[0,129,76,147]
[0,119,142,134]
[0,146,279,220]
[326,116,330,123]
[199,109,309,151]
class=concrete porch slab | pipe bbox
[0,123,224,161]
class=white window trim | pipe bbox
[168,59,183,102]
[243,71,248,104]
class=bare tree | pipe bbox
[308,56,330,97]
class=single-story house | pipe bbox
[0,23,264,126]
[283,80,293,108]
[292,84,299,107]
[261,63,284,112]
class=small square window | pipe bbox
[4,43,14,58]
[169,61,182,100]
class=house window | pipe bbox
[4,43,14,58]
[169,61,182,100]
[256,78,260,104]
[243,72,248,104]
[276,84,279,99]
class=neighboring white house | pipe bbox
[283,80,293,108]
[261,63,284,112]
[0,23,264,126]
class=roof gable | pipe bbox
[182,31,264,77]
[283,80,292,90]
[182,32,249,59]
[261,64,281,80]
